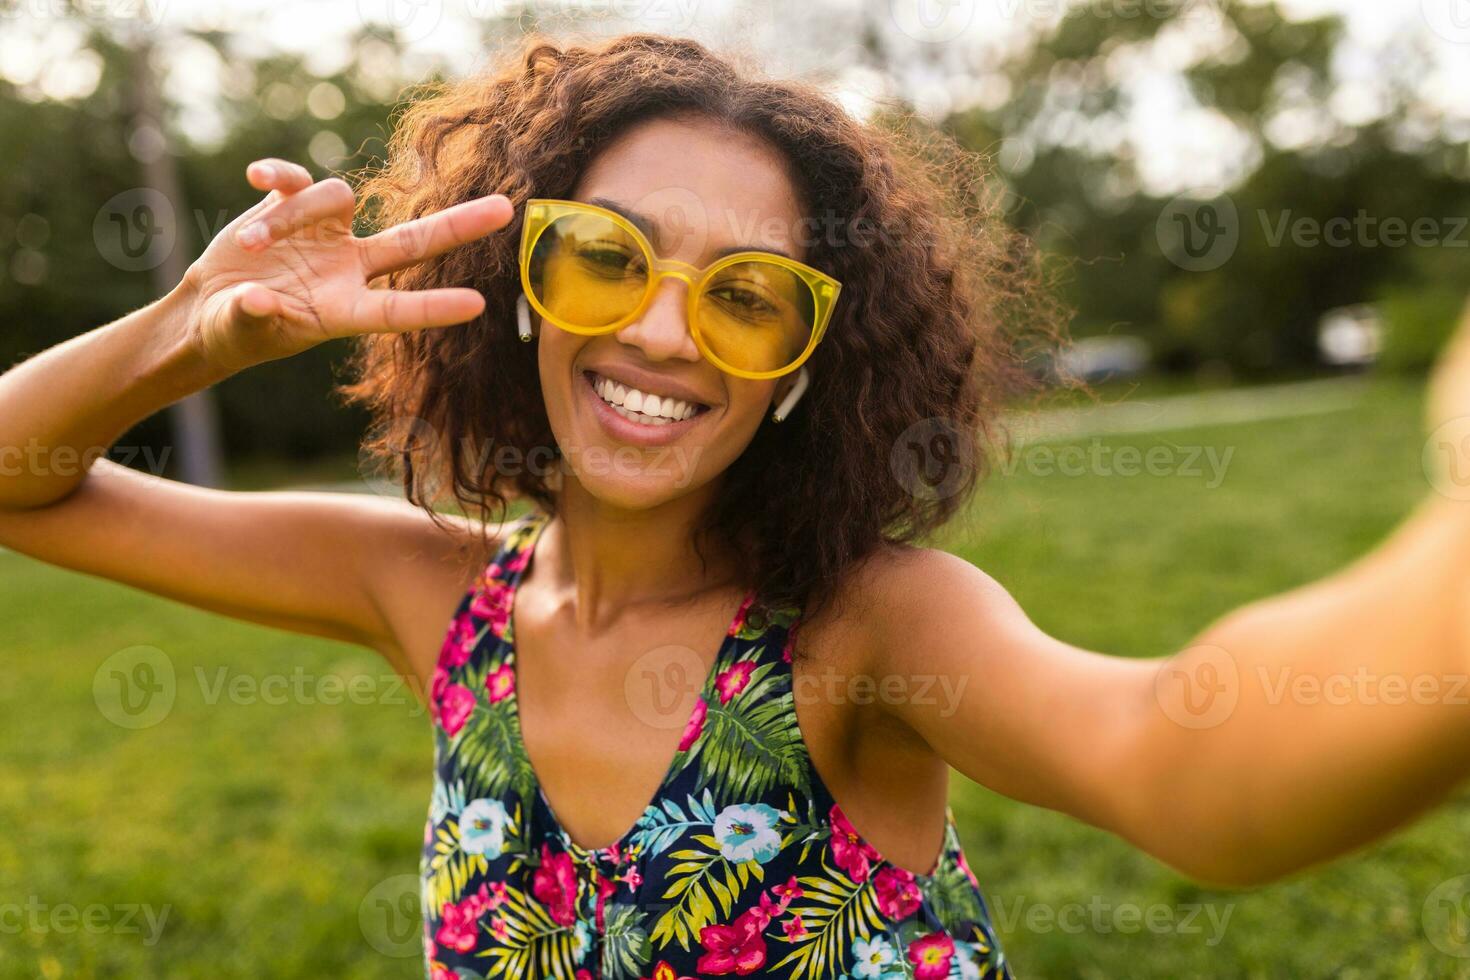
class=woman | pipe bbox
[3,31,1469,980]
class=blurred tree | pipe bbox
[0,20,422,473]
[942,0,1470,377]
[1,1,1466,481]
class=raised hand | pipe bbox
[184,158,513,374]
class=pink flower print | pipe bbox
[503,546,531,573]
[696,908,768,975]
[715,661,755,704]
[435,682,477,737]
[781,621,800,664]
[728,593,756,636]
[773,876,803,906]
[470,580,513,637]
[748,891,780,929]
[907,932,956,980]
[435,884,491,953]
[576,971,594,980]
[874,865,923,919]
[782,914,808,940]
[439,612,478,668]
[489,915,509,941]
[828,804,881,883]
[487,881,508,910]
[594,870,617,931]
[678,697,707,751]
[485,664,515,703]
[532,844,579,926]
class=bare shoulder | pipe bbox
[343,494,506,575]
[341,495,519,674]
[799,540,1032,676]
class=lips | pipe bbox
[579,369,713,446]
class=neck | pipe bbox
[541,476,743,632]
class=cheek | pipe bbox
[536,332,583,419]
[722,379,777,434]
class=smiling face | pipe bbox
[532,113,810,510]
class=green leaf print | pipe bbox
[769,852,886,980]
[924,858,985,937]
[601,902,652,980]
[424,801,525,919]
[684,659,809,801]
[650,836,765,951]
[474,882,580,979]
[629,789,720,856]
[447,658,536,804]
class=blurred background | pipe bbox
[1,0,1468,976]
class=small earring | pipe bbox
[516,293,535,342]
[771,366,810,423]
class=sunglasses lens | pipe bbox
[526,211,649,329]
[696,260,816,375]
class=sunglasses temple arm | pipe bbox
[771,366,810,423]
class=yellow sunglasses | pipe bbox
[518,198,841,380]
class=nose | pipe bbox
[614,278,702,364]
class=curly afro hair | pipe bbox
[342,31,1067,627]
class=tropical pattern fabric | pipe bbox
[422,509,1014,980]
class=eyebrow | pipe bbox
[587,196,794,261]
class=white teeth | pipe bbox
[589,372,701,426]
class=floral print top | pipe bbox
[422,509,1014,980]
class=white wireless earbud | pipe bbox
[771,366,810,423]
[516,292,534,342]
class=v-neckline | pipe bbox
[501,510,757,857]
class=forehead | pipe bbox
[571,114,806,262]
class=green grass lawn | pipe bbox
[3,376,1468,978]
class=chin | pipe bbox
[568,470,697,511]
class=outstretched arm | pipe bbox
[870,299,1470,888]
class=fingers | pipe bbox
[224,282,285,327]
[234,177,357,251]
[346,287,487,335]
[227,159,313,232]
[359,195,514,278]
[245,159,314,195]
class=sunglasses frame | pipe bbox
[518,198,841,380]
